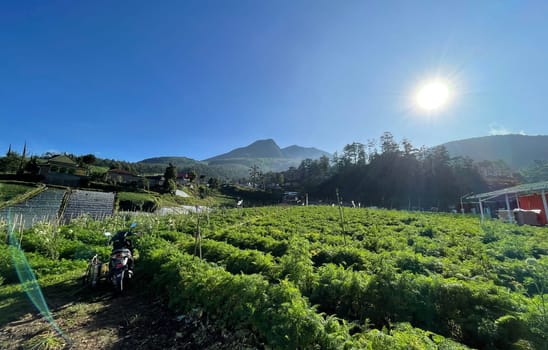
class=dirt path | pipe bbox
[0,280,263,350]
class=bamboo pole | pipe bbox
[336,188,347,245]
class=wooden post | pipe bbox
[504,193,513,223]
[336,189,346,245]
[541,190,548,225]
[194,210,202,259]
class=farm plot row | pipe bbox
[137,235,469,349]
[203,207,547,293]
[139,206,547,349]
[0,188,65,228]
[0,187,115,229]
[1,207,547,349]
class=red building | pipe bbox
[518,193,548,225]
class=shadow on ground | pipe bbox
[0,277,264,349]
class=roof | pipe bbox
[466,181,548,201]
[48,155,78,166]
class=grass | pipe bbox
[0,181,40,204]
[24,332,66,350]
[88,165,109,175]
[0,267,84,326]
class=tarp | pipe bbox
[518,194,548,225]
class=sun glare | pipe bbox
[416,81,449,111]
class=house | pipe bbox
[38,155,85,176]
[104,168,142,185]
[176,173,191,185]
[283,191,301,204]
[37,155,88,186]
[145,175,164,187]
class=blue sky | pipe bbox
[1,0,548,162]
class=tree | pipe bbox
[249,164,262,188]
[164,163,177,192]
[0,152,21,173]
[208,177,220,188]
[17,142,27,174]
[342,142,366,166]
[367,139,378,162]
[401,138,416,157]
[521,160,548,183]
[187,170,197,183]
[380,132,399,155]
[81,154,97,165]
[166,179,177,194]
[24,156,40,175]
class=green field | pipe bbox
[116,188,236,211]
[0,181,39,204]
[1,207,547,349]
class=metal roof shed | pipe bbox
[464,181,548,223]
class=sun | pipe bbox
[416,81,450,110]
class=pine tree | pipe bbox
[17,142,27,174]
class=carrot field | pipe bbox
[1,207,547,349]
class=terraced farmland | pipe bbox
[1,187,116,228]
[61,189,115,223]
[1,206,547,349]
[0,188,66,228]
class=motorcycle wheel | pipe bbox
[84,263,98,288]
[115,271,124,294]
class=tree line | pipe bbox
[278,132,492,211]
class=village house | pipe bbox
[176,172,191,186]
[37,155,88,186]
[104,168,142,185]
[145,175,164,187]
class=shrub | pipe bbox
[0,244,18,284]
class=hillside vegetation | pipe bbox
[443,135,548,170]
[1,207,547,349]
[0,181,40,204]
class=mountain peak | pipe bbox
[205,139,332,162]
[249,138,279,148]
[205,139,283,161]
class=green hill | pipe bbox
[442,134,548,170]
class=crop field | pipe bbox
[0,181,39,204]
[1,207,547,349]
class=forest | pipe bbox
[275,132,515,211]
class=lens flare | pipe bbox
[7,210,71,344]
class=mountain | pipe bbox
[136,156,214,175]
[281,145,331,159]
[206,139,330,162]
[202,139,331,176]
[205,139,284,160]
[442,135,548,169]
[137,139,331,179]
[139,156,202,166]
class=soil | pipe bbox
[0,279,264,350]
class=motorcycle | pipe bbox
[105,222,139,294]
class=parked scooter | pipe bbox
[105,222,139,294]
